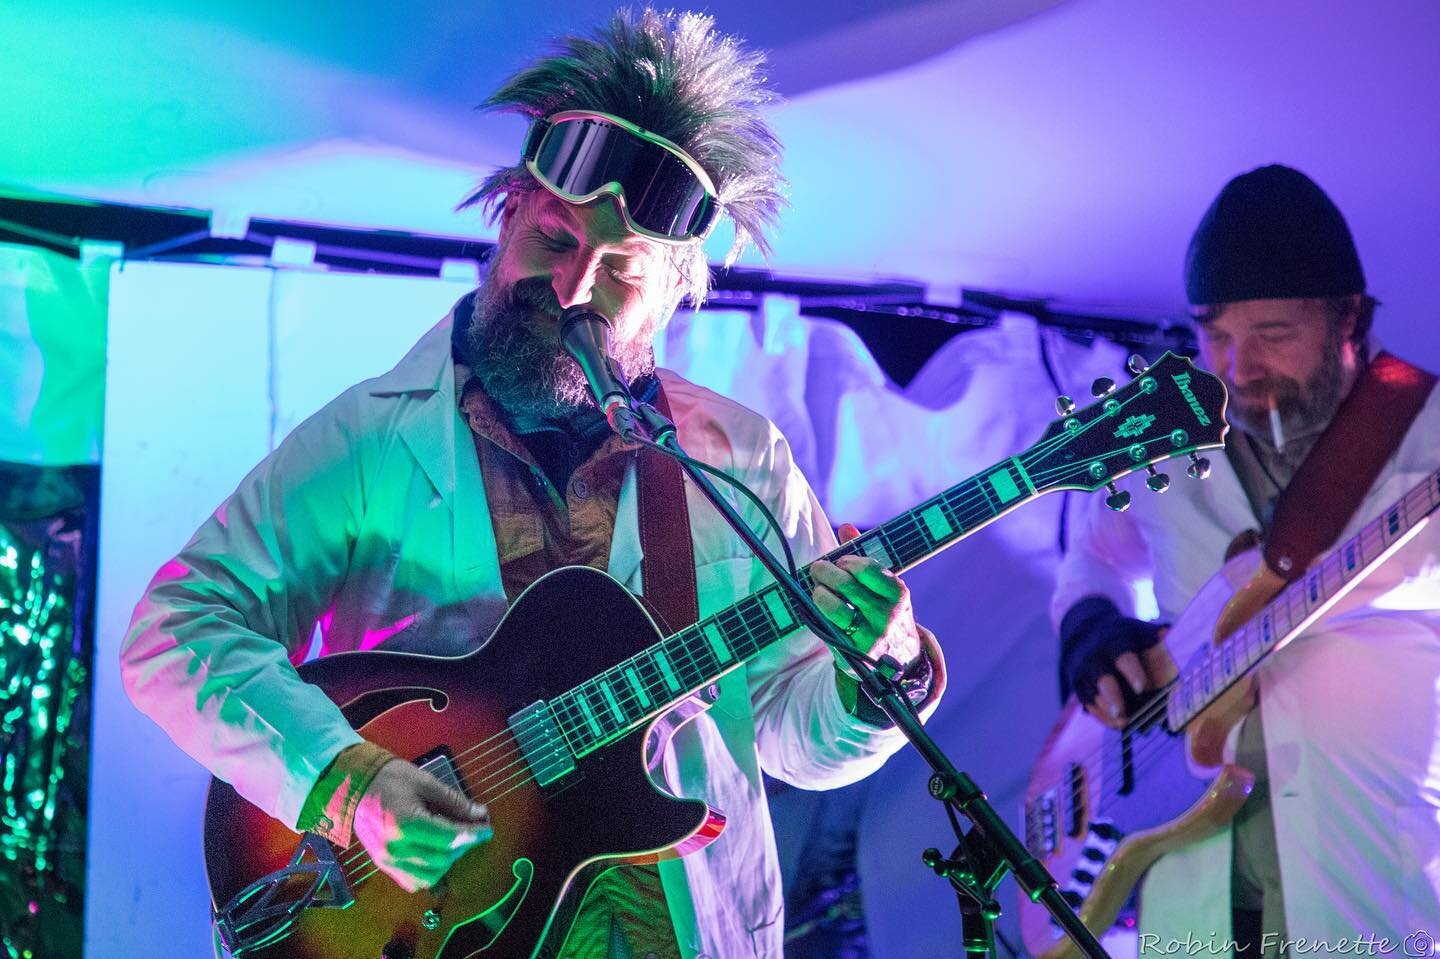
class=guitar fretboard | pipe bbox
[548,457,1038,756]
[1168,467,1440,729]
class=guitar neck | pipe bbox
[1168,466,1440,730]
[551,457,1042,757]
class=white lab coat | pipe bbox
[1053,380,1440,952]
[121,304,940,959]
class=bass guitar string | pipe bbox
[1043,510,1414,824]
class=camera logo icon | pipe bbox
[1405,931,1435,957]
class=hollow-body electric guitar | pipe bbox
[1019,464,1440,959]
[204,353,1226,959]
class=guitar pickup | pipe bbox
[508,701,577,788]
[1065,763,1086,839]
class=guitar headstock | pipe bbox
[1023,352,1229,510]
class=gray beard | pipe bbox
[457,275,657,422]
[1227,330,1347,445]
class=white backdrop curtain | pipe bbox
[83,258,1139,957]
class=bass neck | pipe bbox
[1167,466,1440,731]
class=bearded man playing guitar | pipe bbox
[120,11,944,959]
[1052,166,1440,954]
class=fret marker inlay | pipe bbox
[655,650,679,692]
[762,590,794,630]
[988,469,1022,504]
[921,503,953,541]
[859,536,894,570]
[599,680,625,723]
[575,692,602,737]
[625,668,651,708]
[703,623,732,664]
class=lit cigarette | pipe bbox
[1268,394,1286,452]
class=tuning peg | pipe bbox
[1104,482,1131,512]
[1091,377,1116,397]
[1145,465,1170,493]
[1127,353,1150,375]
[1055,395,1076,416]
[1187,453,1212,480]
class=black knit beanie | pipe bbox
[1185,164,1365,306]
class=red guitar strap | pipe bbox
[635,385,701,632]
[1263,351,1436,580]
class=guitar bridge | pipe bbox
[509,701,577,788]
[213,833,354,957]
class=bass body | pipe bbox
[205,566,722,959]
[1019,550,1267,959]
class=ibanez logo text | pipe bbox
[1171,372,1212,426]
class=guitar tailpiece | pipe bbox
[213,833,355,957]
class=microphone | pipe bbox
[559,306,641,439]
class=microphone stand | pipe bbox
[624,400,1110,959]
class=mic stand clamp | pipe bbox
[922,840,1004,955]
[627,399,1108,959]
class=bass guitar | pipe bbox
[1019,464,1440,958]
[204,353,1226,959]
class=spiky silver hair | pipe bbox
[459,8,787,305]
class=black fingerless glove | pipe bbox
[1058,596,1165,705]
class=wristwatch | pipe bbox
[848,649,936,727]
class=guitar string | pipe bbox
[337,509,1065,880]
[1043,529,1364,824]
[342,466,1166,885]
[334,604,743,875]
[335,393,1214,882]
[339,449,1189,880]
[342,758,545,886]
[332,594,768,873]
[333,513,956,876]
[337,459,1131,875]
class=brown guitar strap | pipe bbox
[635,385,701,632]
[1262,351,1436,580]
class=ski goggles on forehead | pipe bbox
[522,110,721,244]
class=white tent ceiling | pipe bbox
[6,0,1439,363]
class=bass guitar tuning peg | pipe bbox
[1186,453,1212,480]
[1091,377,1116,397]
[1127,353,1150,375]
[1055,395,1076,416]
[1145,465,1170,493]
[1104,482,1131,512]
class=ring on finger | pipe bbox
[840,602,865,638]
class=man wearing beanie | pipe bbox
[1054,165,1440,953]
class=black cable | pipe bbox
[631,435,799,578]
